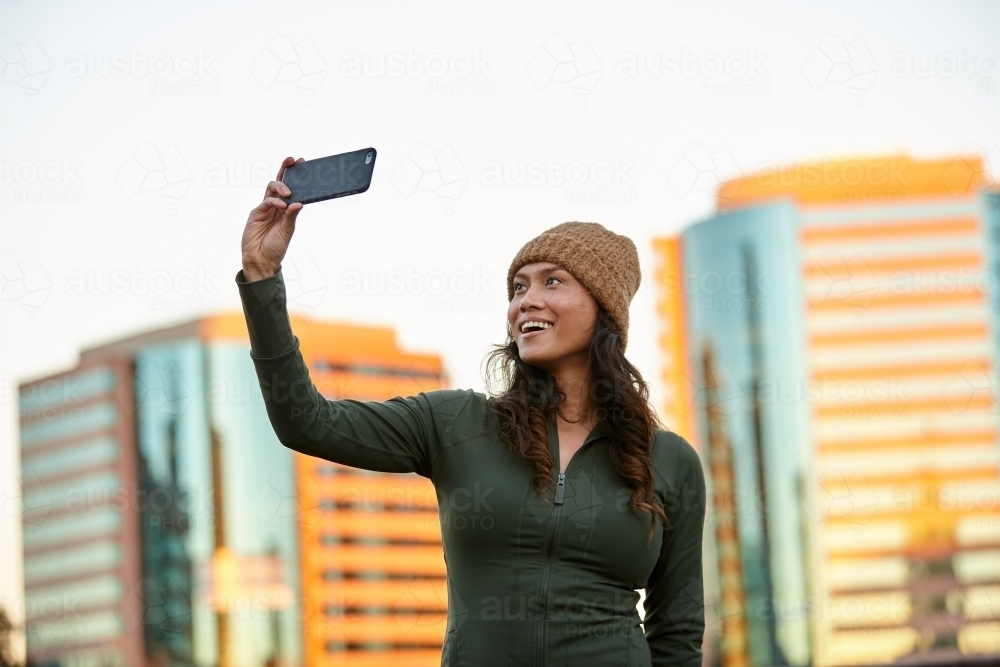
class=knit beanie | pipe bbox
[506,221,641,353]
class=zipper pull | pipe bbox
[554,473,566,505]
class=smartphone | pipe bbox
[280,147,377,205]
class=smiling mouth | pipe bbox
[520,322,553,338]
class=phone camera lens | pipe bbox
[365,151,373,164]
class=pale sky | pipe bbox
[2,0,999,645]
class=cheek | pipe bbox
[562,303,598,341]
[548,303,582,338]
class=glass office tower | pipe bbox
[19,316,302,667]
[19,312,446,667]
[655,155,1000,666]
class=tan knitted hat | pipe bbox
[506,221,641,352]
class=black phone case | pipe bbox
[280,147,377,205]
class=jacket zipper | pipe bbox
[534,472,566,667]
[533,417,605,667]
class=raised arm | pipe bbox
[236,157,451,478]
[642,433,707,667]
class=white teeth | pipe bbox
[520,321,553,333]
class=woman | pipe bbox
[237,157,707,667]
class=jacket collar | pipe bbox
[546,409,611,444]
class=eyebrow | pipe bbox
[513,266,567,282]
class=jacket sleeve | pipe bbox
[642,433,707,667]
[235,267,448,478]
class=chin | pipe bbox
[516,345,543,363]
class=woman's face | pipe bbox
[507,261,599,371]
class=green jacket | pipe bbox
[236,268,707,667]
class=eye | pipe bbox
[547,276,561,285]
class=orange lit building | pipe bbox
[288,317,448,667]
[655,154,1000,666]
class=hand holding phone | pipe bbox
[240,149,377,282]
[280,147,377,205]
[241,157,304,282]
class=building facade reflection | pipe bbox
[655,154,1000,666]
[19,312,446,667]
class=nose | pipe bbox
[518,282,545,311]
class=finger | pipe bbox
[266,179,291,199]
[281,202,302,235]
[283,202,302,222]
[253,196,287,214]
[275,156,296,181]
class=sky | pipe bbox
[2,0,999,640]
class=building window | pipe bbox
[23,509,121,549]
[21,436,118,480]
[21,402,119,448]
[20,367,116,413]
[24,540,122,585]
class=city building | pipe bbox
[654,154,1000,666]
[19,312,447,667]
[288,317,447,667]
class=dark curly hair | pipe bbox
[482,306,668,546]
